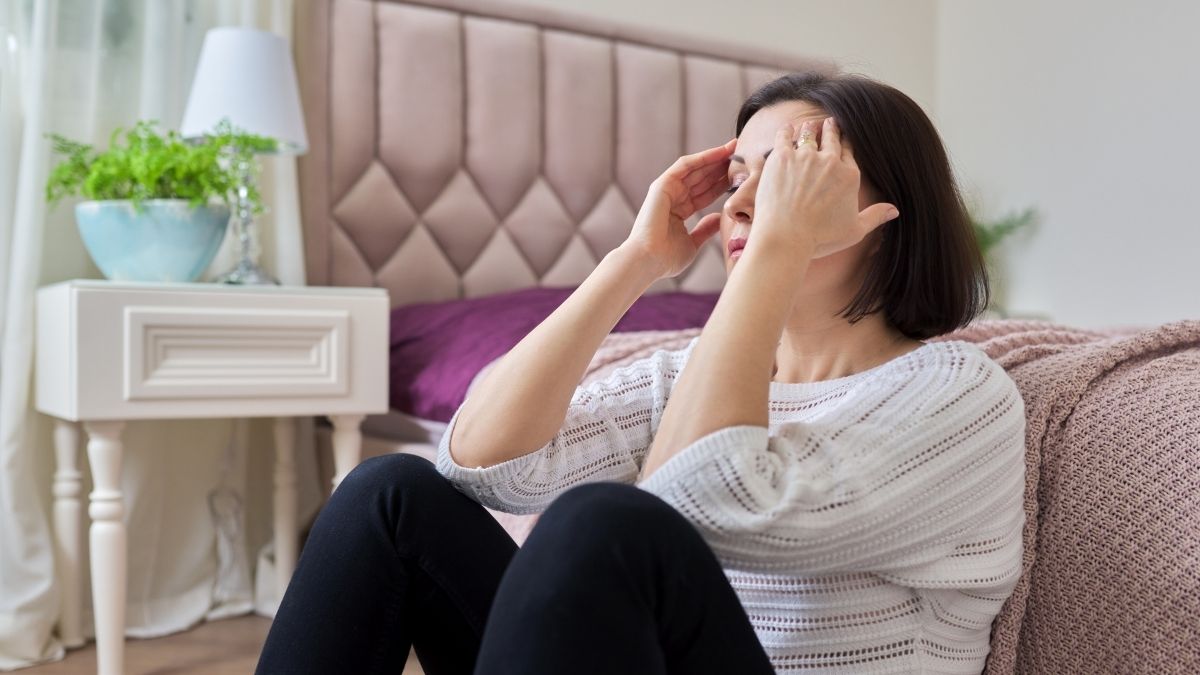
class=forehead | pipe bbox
[735,101,828,159]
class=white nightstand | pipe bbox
[35,279,389,675]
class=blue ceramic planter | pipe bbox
[75,200,231,282]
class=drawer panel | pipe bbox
[125,306,350,400]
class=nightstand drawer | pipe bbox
[36,280,389,420]
[125,306,350,400]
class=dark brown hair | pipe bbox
[736,72,988,339]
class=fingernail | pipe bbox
[887,208,900,220]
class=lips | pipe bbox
[727,237,748,255]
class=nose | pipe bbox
[723,176,756,225]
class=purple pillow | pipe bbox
[389,286,719,422]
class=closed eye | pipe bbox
[725,181,744,195]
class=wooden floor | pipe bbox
[22,615,423,674]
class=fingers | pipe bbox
[673,138,736,183]
[773,122,796,158]
[680,156,722,187]
[842,142,861,175]
[686,175,734,215]
[794,120,817,152]
[820,116,842,156]
[688,212,722,247]
[859,202,900,233]
[822,116,862,176]
[689,166,728,197]
[683,157,730,190]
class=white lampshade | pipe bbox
[181,27,308,154]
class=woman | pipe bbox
[257,72,1026,674]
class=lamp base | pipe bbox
[215,258,279,285]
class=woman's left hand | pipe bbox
[747,116,899,260]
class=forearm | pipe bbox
[449,245,662,468]
[640,240,813,479]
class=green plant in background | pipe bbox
[971,206,1036,259]
[45,119,277,212]
[970,206,1036,317]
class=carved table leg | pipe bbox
[273,417,298,597]
[328,413,365,491]
[52,419,84,648]
[83,420,126,675]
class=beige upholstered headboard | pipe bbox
[295,0,833,307]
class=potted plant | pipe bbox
[45,119,276,282]
[971,206,1036,317]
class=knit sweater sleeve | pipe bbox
[638,346,1027,584]
[435,340,694,514]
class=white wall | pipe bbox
[936,0,1200,328]
[514,0,939,113]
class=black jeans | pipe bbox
[255,453,774,675]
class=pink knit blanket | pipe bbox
[481,319,1200,672]
[931,318,1200,674]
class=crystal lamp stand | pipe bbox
[215,151,278,285]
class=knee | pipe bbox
[323,452,468,546]
[533,482,693,554]
[333,452,442,505]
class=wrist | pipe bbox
[608,244,668,285]
[740,235,815,274]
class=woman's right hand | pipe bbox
[620,139,735,279]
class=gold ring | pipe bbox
[795,131,815,148]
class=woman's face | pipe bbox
[721,101,882,293]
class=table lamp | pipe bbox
[181,27,308,285]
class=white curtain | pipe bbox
[0,0,320,669]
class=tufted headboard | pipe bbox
[294,0,834,307]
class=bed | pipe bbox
[290,2,1200,673]
[293,0,831,456]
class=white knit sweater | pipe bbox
[436,336,1026,674]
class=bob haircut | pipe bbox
[735,72,989,340]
